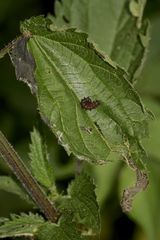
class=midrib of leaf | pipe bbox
[31,36,111,158]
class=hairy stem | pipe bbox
[0,40,15,59]
[0,130,58,223]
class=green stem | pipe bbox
[0,130,58,223]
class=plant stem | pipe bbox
[0,130,58,223]
[0,41,14,59]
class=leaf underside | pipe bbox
[9,16,150,171]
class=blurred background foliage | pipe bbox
[0,0,160,240]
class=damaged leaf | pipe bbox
[120,156,149,212]
[9,35,37,94]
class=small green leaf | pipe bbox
[0,213,44,238]
[0,176,32,204]
[37,214,87,240]
[59,173,100,234]
[29,128,55,189]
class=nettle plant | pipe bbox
[0,0,152,239]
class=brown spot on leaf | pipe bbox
[80,97,100,111]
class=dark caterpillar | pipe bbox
[80,97,100,110]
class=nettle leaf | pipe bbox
[37,214,87,240]
[53,0,149,82]
[29,128,55,189]
[0,213,44,238]
[0,176,32,204]
[59,173,100,234]
[18,16,150,171]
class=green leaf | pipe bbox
[29,128,55,189]
[19,16,150,170]
[0,176,32,204]
[0,213,44,238]
[37,214,87,240]
[53,0,149,82]
[59,173,100,234]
